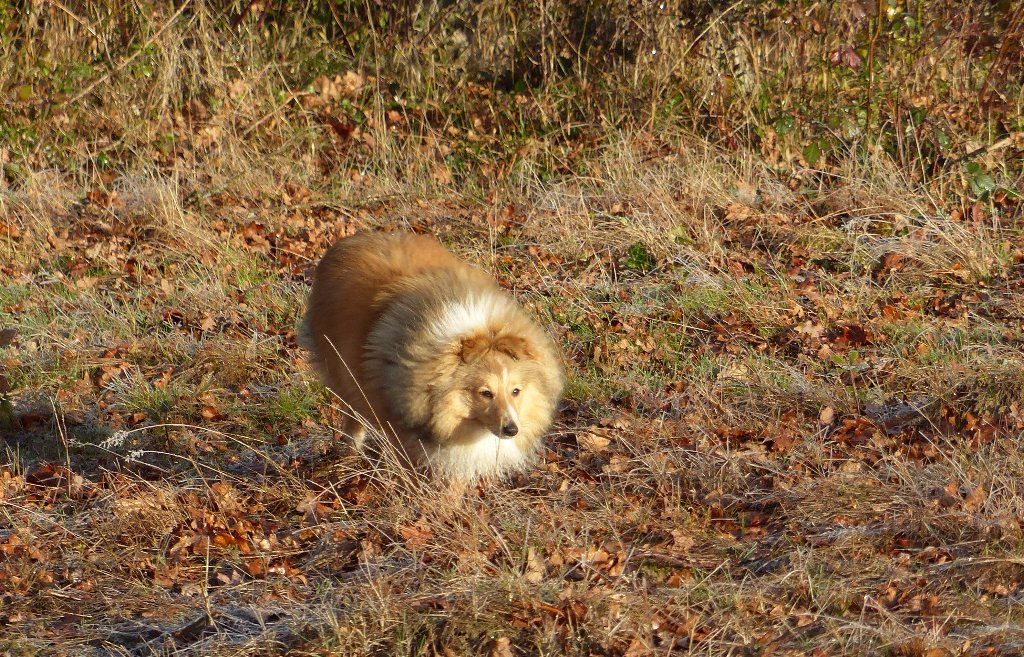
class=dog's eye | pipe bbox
[480,389,494,399]
[511,388,521,396]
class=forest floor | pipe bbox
[2,2,1023,655]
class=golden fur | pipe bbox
[299,232,564,480]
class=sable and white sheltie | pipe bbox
[299,231,564,480]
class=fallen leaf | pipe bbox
[489,637,513,657]
[0,328,16,348]
[578,429,611,452]
[964,483,987,511]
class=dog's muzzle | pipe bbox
[500,422,519,438]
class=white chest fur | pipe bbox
[424,430,531,480]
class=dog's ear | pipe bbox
[458,335,489,363]
[493,334,535,361]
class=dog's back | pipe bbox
[300,232,469,434]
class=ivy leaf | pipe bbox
[803,142,822,166]
[624,243,656,272]
[773,115,795,135]
[964,162,996,197]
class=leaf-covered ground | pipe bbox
[2,2,1023,655]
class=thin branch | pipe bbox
[947,132,1022,169]
[62,0,192,108]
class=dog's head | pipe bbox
[455,333,548,439]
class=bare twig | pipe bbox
[978,3,1024,103]
[63,1,192,107]
[947,132,1022,169]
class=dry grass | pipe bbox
[2,1,1024,655]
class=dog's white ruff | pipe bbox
[423,430,530,480]
[429,295,508,343]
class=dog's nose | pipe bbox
[501,423,519,437]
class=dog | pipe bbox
[299,231,564,480]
